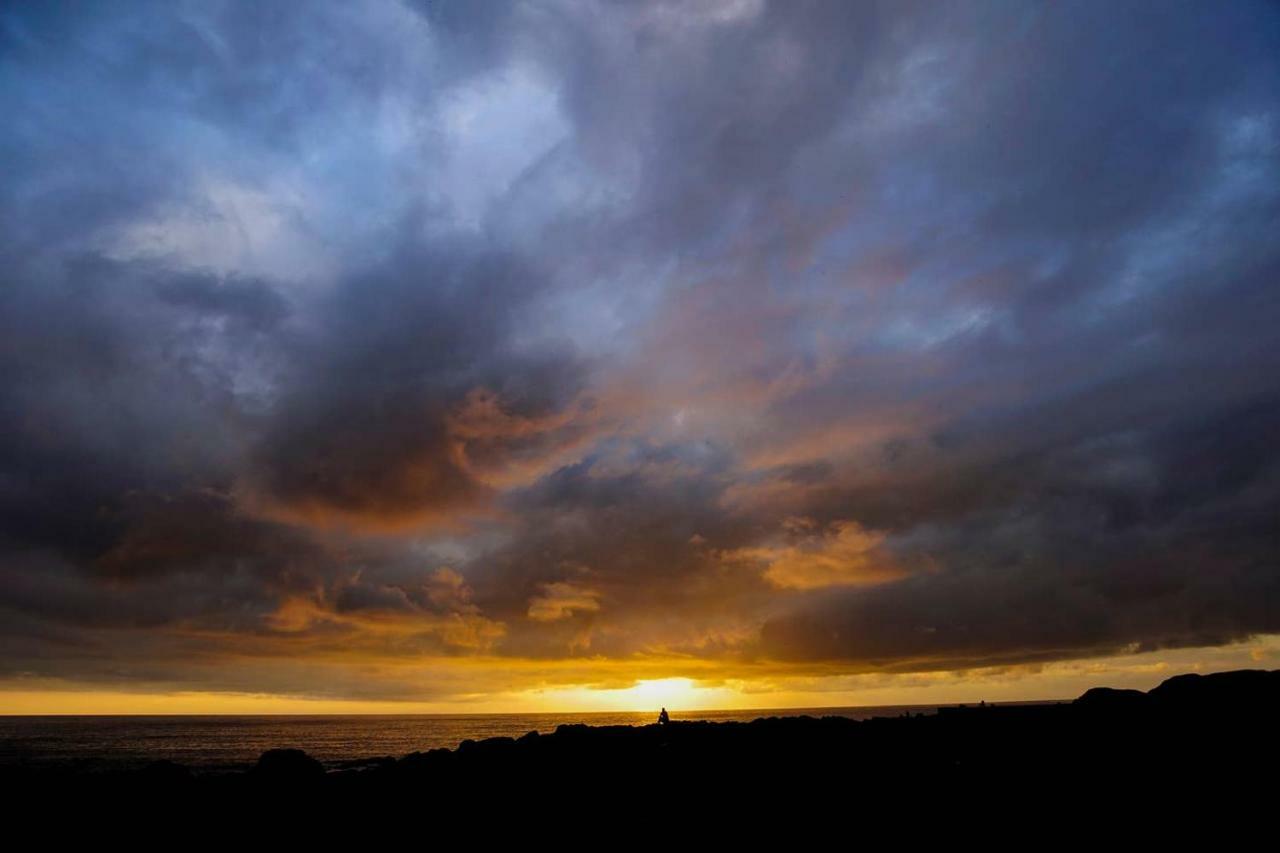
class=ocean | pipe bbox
[0,704,957,772]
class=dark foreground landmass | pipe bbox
[4,669,1277,815]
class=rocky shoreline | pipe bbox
[4,669,1276,809]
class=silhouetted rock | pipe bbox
[139,759,194,785]
[252,748,325,781]
[7,669,1278,813]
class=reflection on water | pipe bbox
[0,705,952,771]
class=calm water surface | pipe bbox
[0,704,972,771]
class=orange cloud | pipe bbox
[527,581,603,622]
[718,518,905,590]
[263,578,507,653]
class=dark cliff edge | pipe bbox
[4,669,1277,814]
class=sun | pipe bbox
[522,676,744,713]
[626,678,701,709]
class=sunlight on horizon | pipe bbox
[3,635,1276,716]
[531,677,738,713]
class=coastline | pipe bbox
[4,669,1275,804]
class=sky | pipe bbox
[1,0,1278,714]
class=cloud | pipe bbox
[234,235,594,530]
[0,0,1278,703]
[718,518,906,590]
[527,581,602,622]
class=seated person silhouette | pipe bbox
[658,707,670,725]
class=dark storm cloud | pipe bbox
[541,1,883,248]
[0,254,284,559]
[491,0,1280,667]
[2,4,313,245]
[1,0,1278,697]
[249,234,588,527]
[466,440,775,657]
[0,0,585,672]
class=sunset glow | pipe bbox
[2,1,1278,718]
